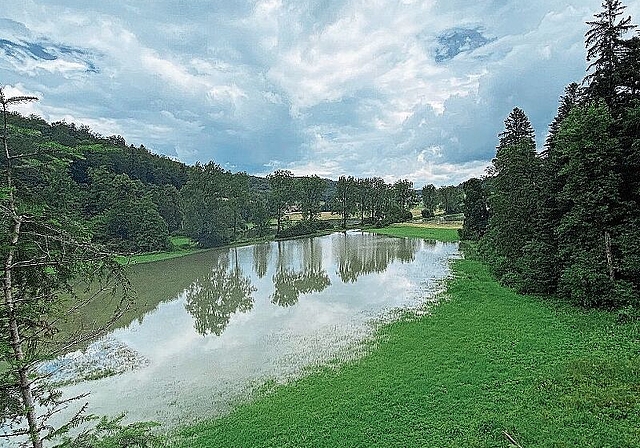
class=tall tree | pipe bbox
[392,179,415,212]
[181,162,235,247]
[334,175,357,229]
[482,108,540,287]
[267,170,295,234]
[554,101,632,306]
[459,178,489,241]
[438,185,463,215]
[584,0,636,106]
[297,175,325,222]
[544,83,583,152]
[421,184,438,217]
[0,89,128,447]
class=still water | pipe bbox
[60,231,458,427]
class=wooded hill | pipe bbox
[5,111,462,253]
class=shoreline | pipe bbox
[163,224,639,447]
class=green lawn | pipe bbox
[368,223,460,242]
[166,227,639,447]
[116,236,204,265]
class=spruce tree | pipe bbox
[482,108,540,288]
[459,178,488,241]
[554,102,633,307]
[584,0,636,106]
[0,88,130,447]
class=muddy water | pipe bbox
[59,231,458,427]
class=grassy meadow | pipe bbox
[368,222,461,242]
[164,224,639,447]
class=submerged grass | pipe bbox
[166,225,640,447]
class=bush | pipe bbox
[421,209,434,219]
[276,220,333,239]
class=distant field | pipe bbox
[286,211,341,222]
[369,222,460,242]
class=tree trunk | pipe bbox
[604,230,614,281]
[2,93,43,448]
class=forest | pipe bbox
[459,0,640,309]
[2,110,462,252]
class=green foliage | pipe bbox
[56,415,160,448]
[481,108,540,289]
[459,177,488,241]
[88,169,170,253]
[437,184,463,215]
[276,219,333,239]
[554,102,636,307]
[420,208,434,219]
[475,0,640,307]
[1,88,131,448]
[296,175,326,221]
[333,175,358,228]
[267,170,295,234]
[421,184,438,214]
[584,0,636,106]
[377,203,413,226]
[391,179,415,211]
[181,162,245,248]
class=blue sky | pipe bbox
[1,0,638,186]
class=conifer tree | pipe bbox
[459,178,488,241]
[584,0,636,106]
[482,108,540,288]
[0,88,129,447]
[553,101,633,306]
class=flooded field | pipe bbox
[55,231,458,427]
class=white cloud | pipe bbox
[1,0,631,184]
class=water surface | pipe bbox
[60,231,458,426]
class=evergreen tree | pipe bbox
[497,107,536,150]
[554,102,633,307]
[0,89,129,448]
[584,0,636,106]
[482,108,540,288]
[459,178,488,241]
[544,83,583,152]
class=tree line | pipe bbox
[3,112,447,255]
[460,0,640,309]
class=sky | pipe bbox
[1,0,638,187]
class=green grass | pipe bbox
[368,223,460,242]
[166,250,640,447]
[116,236,204,265]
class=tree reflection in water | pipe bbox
[271,238,331,307]
[184,248,256,336]
[335,232,422,283]
[252,242,271,279]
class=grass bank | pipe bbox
[368,222,460,242]
[167,225,639,447]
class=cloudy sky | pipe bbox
[1,1,638,186]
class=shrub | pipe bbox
[276,220,333,239]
